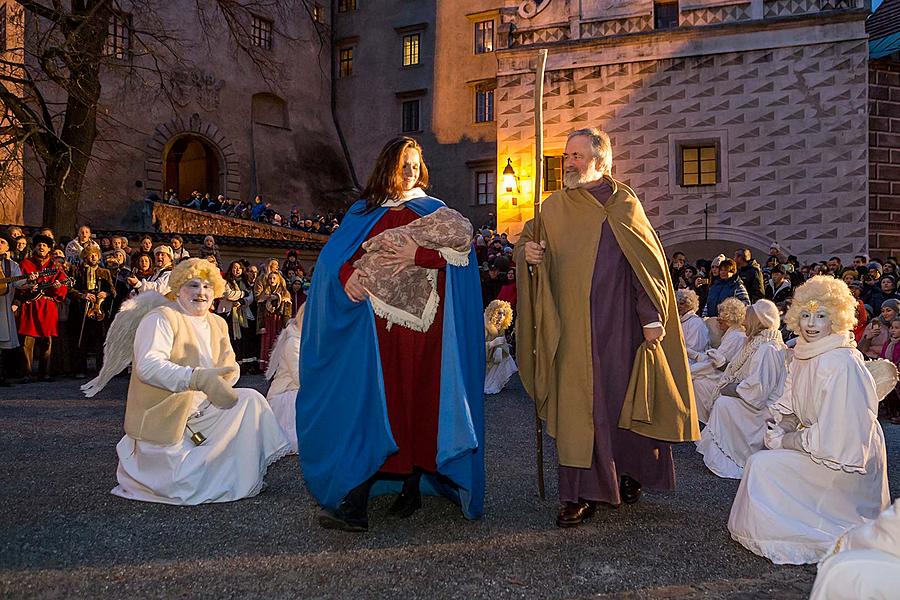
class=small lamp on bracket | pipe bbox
[502,158,517,193]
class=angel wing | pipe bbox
[81,291,171,397]
[865,358,899,401]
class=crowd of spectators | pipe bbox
[669,243,900,423]
[149,189,345,235]
[0,224,312,384]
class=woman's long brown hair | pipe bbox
[361,136,429,211]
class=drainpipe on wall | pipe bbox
[330,0,360,190]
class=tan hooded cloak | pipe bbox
[515,176,699,467]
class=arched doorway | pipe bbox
[163,135,221,201]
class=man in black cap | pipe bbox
[16,234,68,382]
[765,264,792,303]
[0,232,24,385]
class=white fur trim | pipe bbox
[438,247,470,267]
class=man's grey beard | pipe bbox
[563,167,604,189]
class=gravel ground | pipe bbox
[1,374,898,600]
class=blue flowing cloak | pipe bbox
[296,197,486,519]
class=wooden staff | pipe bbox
[531,48,548,500]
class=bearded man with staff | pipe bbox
[515,127,699,528]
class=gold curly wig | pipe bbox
[485,299,514,334]
[168,257,227,298]
[784,275,857,336]
[717,297,747,327]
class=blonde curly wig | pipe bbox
[717,297,748,327]
[784,275,857,336]
[485,299,514,335]
[169,257,227,299]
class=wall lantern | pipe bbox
[502,158,517,193]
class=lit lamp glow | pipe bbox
[502,158,517,193]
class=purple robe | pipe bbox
[557,180,676,505]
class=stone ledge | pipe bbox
[149,202,329,249]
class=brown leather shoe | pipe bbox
[556,501,597,528]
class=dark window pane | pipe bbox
[402,100,420,132]
[476,170,495,205]
[475,20,494,54]
[654,2,679,30]
[339,47,353,77]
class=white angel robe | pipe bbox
[680,311,710,365]
[727,337,890,564]
[810,500,900,600]
[691,326,745,422]
[265,310,303,454]
[113,306,291,504]
[484,334,517,395]
[696,340,787,478]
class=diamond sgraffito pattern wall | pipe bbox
[579,15,654,38]
[680,3,751,26]
[496,40,869,258]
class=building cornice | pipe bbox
[496,9,867,75]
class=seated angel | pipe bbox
[810,499,900,600]
[727,276,891,564]
[696,299,787,479]
[691,297,747,423]
[82,258,291,505]
[265,304,305,454]
[484,299,517,395]
[676,288,709,365]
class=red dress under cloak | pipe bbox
[339,207,447,474]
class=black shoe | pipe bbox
[387,491,422,518]
[620,474,642,505]
[318,502,369,532]
[556,501,597,528]
[318,478,373,532]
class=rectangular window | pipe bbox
[475,87,494,123]
[251,15,273,50]
[338,0,357,12]
[402,33,420,66]
[339,47,353,77]
[476,171,496,205]
[312,4,324,23]
[401,99,420,132]
[103,12,131,60]
[681,145,718,186]
[475,19,494,54]
[654,1,679,30]
[544,155,564,192]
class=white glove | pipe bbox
[189,367,238,409]
[777,413,801,433]
[764,422,784,449]
[781,430,804,452]
[706,348,727,368]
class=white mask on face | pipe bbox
[177,278,214,317]
[799,308,832,343]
